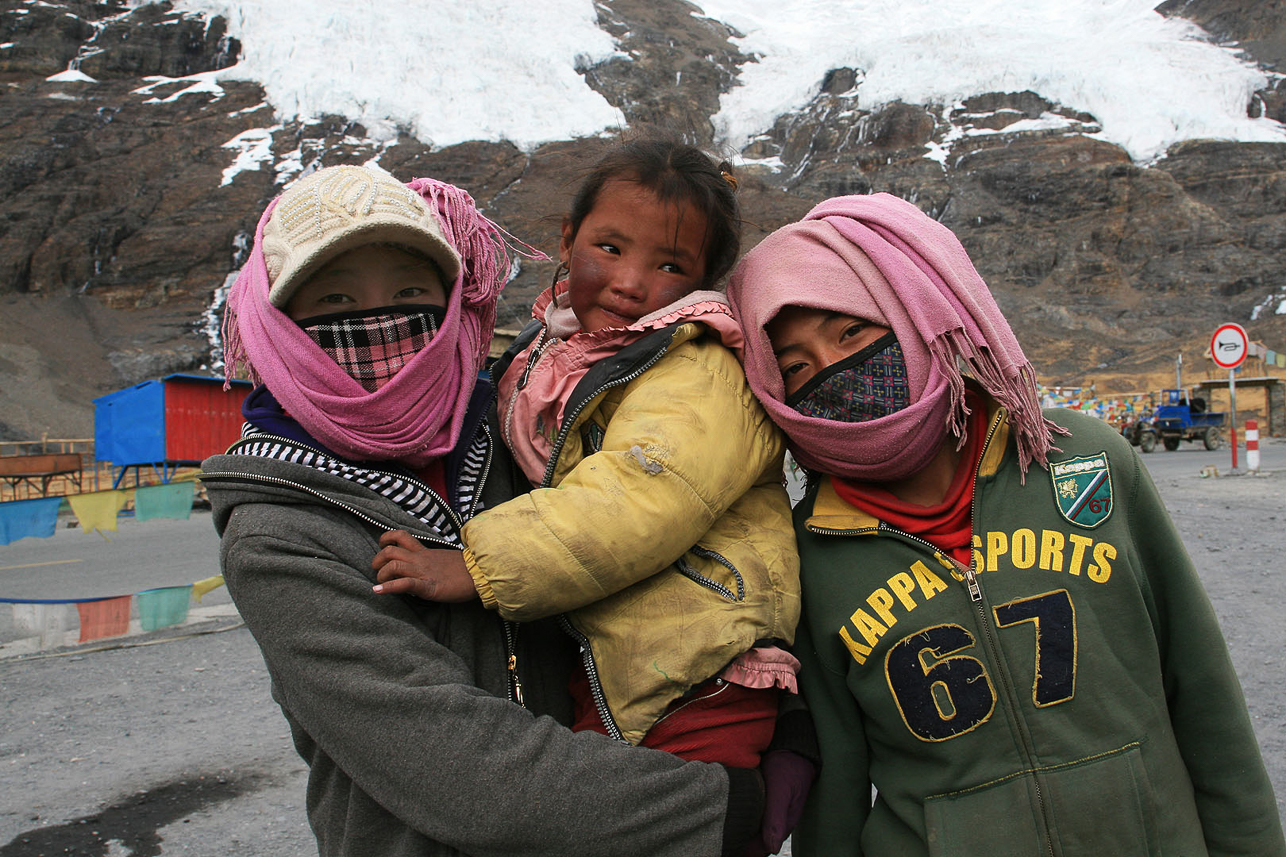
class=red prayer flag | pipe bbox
[76,596,132,642]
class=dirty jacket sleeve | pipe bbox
[218,497,749,857]
[462,341,785,618]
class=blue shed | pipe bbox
[94,374,252,486]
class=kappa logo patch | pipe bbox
[1050,453,1113,528]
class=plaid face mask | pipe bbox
[786,332,911,422]
[299,305,446,392]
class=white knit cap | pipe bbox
[262,164,463,307]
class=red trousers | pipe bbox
[569,666,778,769]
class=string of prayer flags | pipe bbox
[1,479,197,545]
[67,489,131,535]
[134,481,195,522]
[2,571,228,652]
[0,497,62,546]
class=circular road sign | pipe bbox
[1210,323,1249,369]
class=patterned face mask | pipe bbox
[299,305,446,392]
[786,332,911,422]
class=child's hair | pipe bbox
[566,138,741,288]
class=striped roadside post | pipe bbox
[1246,419,1260,472]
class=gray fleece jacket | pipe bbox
[202,412,760,857]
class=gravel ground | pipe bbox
[0,441,1282,855]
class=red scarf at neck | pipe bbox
[832,390,989,567]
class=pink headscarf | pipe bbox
[222,176,539,467]
[728,193,1063,482]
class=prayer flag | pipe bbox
[135,482,195,521]
[137,585,192,631]
[11,602,71,649]
[0,497,62,546]
[76,596,131,642]
[67,490,130,535]
[191,575,226,602]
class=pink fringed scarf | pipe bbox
[222,177,542,466]
[727,193,1064,482]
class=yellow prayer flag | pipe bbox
[192,575,226,602]
[67,490,132,535]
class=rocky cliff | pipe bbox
[2,0,1285,438]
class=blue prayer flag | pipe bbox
[0,497,62,546]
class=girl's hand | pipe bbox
[371,530,478,602]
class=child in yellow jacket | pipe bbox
[373,139,801,770]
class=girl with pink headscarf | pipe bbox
[727,193,1284,857]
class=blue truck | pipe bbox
[1135,389,1226,452]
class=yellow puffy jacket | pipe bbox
[462,320,800,743]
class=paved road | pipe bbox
[1,441,1283,854]
[0,511,310,856]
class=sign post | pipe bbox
[1210,323,1248,471]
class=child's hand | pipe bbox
[371,530,478,602]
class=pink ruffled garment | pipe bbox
[497,282,744,486]
[222,177,542,467]
[721,646,801,693]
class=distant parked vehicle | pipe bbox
[1119,414,1159,453]
[1150,389,1226,451]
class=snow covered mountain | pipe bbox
[2,0,1285,437]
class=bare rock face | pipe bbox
[1158,0,1286,69]
[0,0,97,75]
[3,0,1286,439]
[583,0,747,137]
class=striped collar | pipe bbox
[226,424,490,545]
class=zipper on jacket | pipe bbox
[503,619,525,707]
[961,410,1058,857]
[966,572,1056,857]
[503,327,553,452]
[678,546,745,601]
[530,337,675,742]
[559,615,626,742]
[470,423,495,519]
[516,327,551,390]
